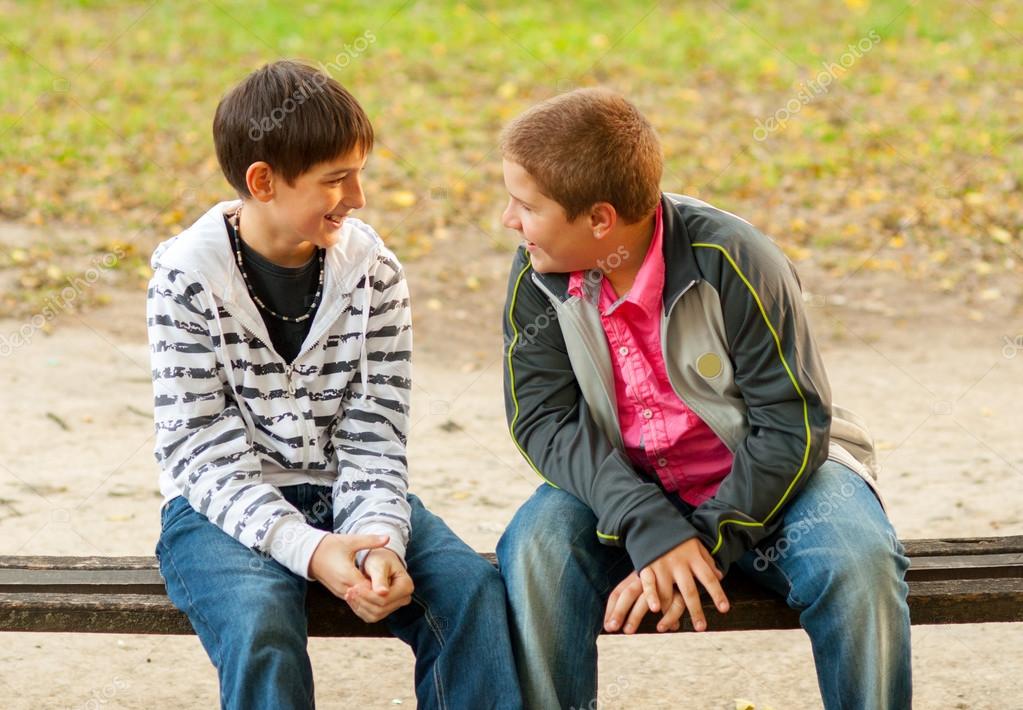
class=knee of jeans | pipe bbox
[219,582,305,651]
[497,487,596,572]
[226,605,304,657]
[798,531,908,611]
[501,489,597,556]
[462,557,508,605]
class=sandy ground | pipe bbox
[0,243,1021,709]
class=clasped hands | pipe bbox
[605,537,730,634]
[308,533,413,623]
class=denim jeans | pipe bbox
[157,485,524,710]
[497,460,912,710]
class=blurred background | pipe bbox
[2,0,1022,322]
[1,2,1021,708]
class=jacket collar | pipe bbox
[532,193,703,307]
[659,193,703,309]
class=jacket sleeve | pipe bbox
[147,267,328,579]
[330,252,412,567]
[503,248,699,571]
[689,239,832,571]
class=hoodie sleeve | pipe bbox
[148,266,328,579]
[688,236,832,572]
[503,247,700,572]
[330,251,412,567]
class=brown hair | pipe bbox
[213,60,374,197]
[500,88,662,224]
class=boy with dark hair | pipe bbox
[497,87,910,710]
[149,60,522,710]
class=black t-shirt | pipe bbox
[224,215,320,363]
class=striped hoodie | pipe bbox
[147,200,412,579]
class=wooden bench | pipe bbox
[0,536,1020,636]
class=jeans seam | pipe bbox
[161,529,225,671]
[759,554,806,609]
[411,594,448,710]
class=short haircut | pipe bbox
[500,88,662,224]
[213,60,374,197]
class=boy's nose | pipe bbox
[501,204,520,231]
[345,182,367,210]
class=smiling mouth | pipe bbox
[325,214,345,228]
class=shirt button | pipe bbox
[618,346,629,356]
[657,457,668,467]
[642,408,653,419]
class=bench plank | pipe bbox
[0,536,1020,636]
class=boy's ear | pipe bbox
[245,161,275,202]
[589,202,617,240]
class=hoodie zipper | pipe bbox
[222,313,320,471]
[166,204,375,474]
[282,360,310,468]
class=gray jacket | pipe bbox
[502,194,879,572]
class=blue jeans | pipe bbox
[157,485,523,710]
[497,461,912,710]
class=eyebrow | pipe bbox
[322,166,360,177]
[509,191,534,208]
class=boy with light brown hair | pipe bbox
[496,88,910,710]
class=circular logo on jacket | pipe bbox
[697,352,723,379]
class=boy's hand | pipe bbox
[344,548,414,623]
[604,571,687,634]
[639,538,730,632]
[307,533,390,600]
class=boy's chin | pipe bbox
[310,229,342,249]
[529,252,586,275]
[527,254,556,273]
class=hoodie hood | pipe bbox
[151,200,383,365]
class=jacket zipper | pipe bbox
[532,274,624,447]
[539,272,737,455]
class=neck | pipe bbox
[237,202,316,268]
[602,211,656,297]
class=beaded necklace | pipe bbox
[227,205,324,323]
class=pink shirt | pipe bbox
[568,205,733,506]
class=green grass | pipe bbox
[1,0,1022,312]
